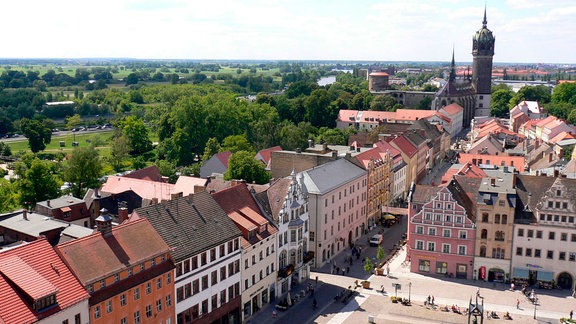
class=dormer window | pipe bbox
[557,190,562,197]
[33,293,57,311]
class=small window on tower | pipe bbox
[479,95,484,100]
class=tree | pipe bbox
[62,146,102,198]
[509,85,551,108]
[552,82,576,105]
[118,116,152,155]
[0,178,19,213]
[202,137,221,162]
[20,118,52,153]
[108,133,131,171]
[125,72,139,86]
[16,157,60,206]
[224,150,271,184]
[370,95,397,111]
[417,97,433,110]
[364,257,374,274]
[66,114,82,130]
[220,134,254,154]
[377,246,385,261]
[490,88,513,117]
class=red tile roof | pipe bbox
[439,103,463,116]
[216,151,233,168]
[255,146,282,165]
[56,218,170,285]
[122,165,163,182]
[101,176,176,201]
[0,239,89,323]
[388,135,417,157]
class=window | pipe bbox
[572,234,576,242]
[561,233,568,241]
[191,256,198,270]
[212,294,218,310]
[458,246,466,255]
[494,214,500,224]
[424,213,431,220]
[492,248,505,259]
[416,240,424,250]
[548,201,553,208]
[220,290,226,305]
[557,189,562,197]
[563,202,568,209]
[442,244,450,253]
[495,231,504,241]
[120,294,126,306]
[547,250,554,259]
[210,248,216,262]
[456,216,462,223]
[202,299,209,315]
[498,200,505,206]
[517,228,524,237]
[192,305,199,319]
[549,232,555,240]
[146,282,152,294]
[535,249,541,258]
[427,242,435,252]
[443,229,451,237]
[459,231,467,239]
[481,229,488,239]
[212,271,218,285]
[146,305,152,318]
[193,279,199,294]
[120,318,127,324]
[166,294,172,307]
[156,299,162,312]
[134,311,140,324]
[516,247,523,256]
[428,228,436,236]
[202,275,208,290]
[201,252,207,266]
[134,287,140,300]
[501,214,507,224]
[220,266,227,280]
[482,213,488,223]
[479,246,486,257]
[527,230,534,238]
[418,260,430,272]
[245,279,249,289]
[416,226,424,234]
[106,300,113,313]
[536,231,542,239]
[436,261,448,274]
[525,248,532,257]
[570,252,576,262]
[94,306,101,319]
[560,252,566,260]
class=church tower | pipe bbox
[472,6,495,117]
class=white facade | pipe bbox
[475,93,491,118]
[175,237,242,320]
[241,233,277,321]
[40,300,89,324]
[392,162,407,201]
[275,172,310,297]
[303,159,368,268]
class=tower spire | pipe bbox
[482,3,487,27]
[449,46,456,82]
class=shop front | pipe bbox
[537,271,555,289]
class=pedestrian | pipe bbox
[272,310,277,319]
[431,295,435,306]
[336,266,340,274]
[570,310,573,320]
[347,266,350,274]
[386,265,390,276]
[427,295,431,305]
[510,282,515,291]
[476,287,480,297]
[516,299,520,309]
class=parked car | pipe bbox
[369,234,383,247]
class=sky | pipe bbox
[2,0,576,64]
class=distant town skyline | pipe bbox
[2,0,576,64]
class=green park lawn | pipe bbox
[6,130,115,155]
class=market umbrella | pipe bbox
[384,214,396,221]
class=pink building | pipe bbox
[408,185,476,279]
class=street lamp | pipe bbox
[409,282,412,303]
[533,298,537,319]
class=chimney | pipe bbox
[95,208,113,236]
[47,200,51,207]
[490,178,496,186]
[118,206,129,224]
[23,209,28,220]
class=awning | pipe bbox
[537,271,554,282]
[60,207,72,213]
[513,267,529,279]
[383,214,396,220]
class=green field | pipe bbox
[6,130,115,155]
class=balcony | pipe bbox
[278,264,294,279]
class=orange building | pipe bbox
[56,211,175,324]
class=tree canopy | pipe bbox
[224,150,271,185]
[20,118,52,153]
[62,146,102,198]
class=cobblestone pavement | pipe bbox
[310,248,572,324]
